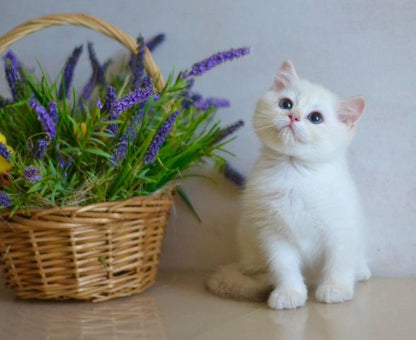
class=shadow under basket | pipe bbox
[0,191,174,302]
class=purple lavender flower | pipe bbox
[80,76,95,102]
[110,140,128,166]
[80,43,107,101]
[24,165,41,183]
[223,162,245,187]
[110,130,133,165]
[56,145,72,176]
[5,61,19,100]
[191,93,203,102]
[107,82,154,136]
[195,97,230,111]
[131,36,145,89]
[59,45,83,99]
[34,138,49,159]
[0,192,12,208]
[3,51,20,71]
[185,78,195,90]
[0,142,11,161]
[183,47,250,78]
[29,99,57,140]
[144,110,179,164]
[102,86,116,112]
[181,92,202,110]
[129,103,146,134]
[140,76,153,89]
[96,98,103,109]
[110,102,146,165]
[130,103,146,134]
[212,120,244,145]
[48,102,58,124]
[56,144,66,168]
[145,33,165,52]
[3,51,21,101]
[87,42,105,85]
[57,151,65,169]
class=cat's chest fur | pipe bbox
[243,150,357,249]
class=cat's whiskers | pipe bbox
[254,124,277,132]
[258,109,278,118]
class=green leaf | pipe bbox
[177,186,201,223]
[85,148,112,159]
[98,256,109,267]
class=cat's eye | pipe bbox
[307,111,324,124]
[279,98,293,110]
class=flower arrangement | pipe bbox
[0,35,249,215]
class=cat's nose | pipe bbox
[288,113,301,122]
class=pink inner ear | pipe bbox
[274,60,298,90]
[339,96,365,126]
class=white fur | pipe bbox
[206,60,370,309]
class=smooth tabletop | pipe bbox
[0,271,415,340]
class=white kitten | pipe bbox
[206,60,370,309]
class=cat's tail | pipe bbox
[205,263,272,302]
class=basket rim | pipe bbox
[0,184,176,220]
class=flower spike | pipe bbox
[183,47,250,78]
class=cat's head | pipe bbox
[253,60,365,162]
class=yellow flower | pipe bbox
[73,122,87,140]
[0,133,13,173]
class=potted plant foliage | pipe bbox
[0,13,248,302]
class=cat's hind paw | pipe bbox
[268,287,307,310]
[356,265,371,282]
[315,283,353,304]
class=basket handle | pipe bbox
[0,13,165,91]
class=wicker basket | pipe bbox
[0,14,174,302]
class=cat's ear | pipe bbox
[274,60,298,90]
[338,96,365,128]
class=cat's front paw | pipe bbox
[268,287,307,310]
[315,283,353,304]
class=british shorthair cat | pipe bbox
[206,60,370,309]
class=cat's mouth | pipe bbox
[278,125,305,144]
[278,125,296,143]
